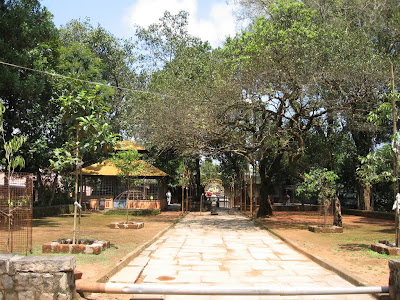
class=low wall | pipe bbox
[389,260,400,299]
[0,254,76,299]
[272,204,320,211]
[342,209,394,221]
[33,204,74,218]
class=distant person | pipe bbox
[393,193,400,213]
[284,192,290,206]
[166,190,172,205]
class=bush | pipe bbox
[33,204,74,218]
[103,209,160,216]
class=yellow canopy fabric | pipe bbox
[115,140,147,152]
[80,160,168,177]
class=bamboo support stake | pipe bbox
[72,131,79,245]
[250,170,253,217]
[391,63,400,246]
[181,163,185,214]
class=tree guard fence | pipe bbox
[0,172,33,255]
[318,201,333,226]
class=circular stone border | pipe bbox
[108,221,144,229]
[308,225,343,233]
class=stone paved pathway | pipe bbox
[106,209,375,299]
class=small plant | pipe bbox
[110,149,144,222]
[297,168,342,226]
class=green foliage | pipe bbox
[59,19,140,133]
[49,148,79,173]
[50,85,118,173]
[0,0,60,175]
[145,148,182,188]
[367,92,400,126]
[110,149,143,187]
[358,91,400,188]
[110,148,144,222]
[200,159,221,185]
[357,145,395,186]
[0,101,26,173]
[297,168,339,206]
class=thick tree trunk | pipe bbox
[257,157,275,217]
[333,196,342,227]
[363,184,372,211]
[356,182,372,210]
[352,130,374,210]
[48,173,58,206]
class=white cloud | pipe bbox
[124,0,236,47]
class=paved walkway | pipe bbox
[107,209,375,299]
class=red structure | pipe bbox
[0,172,33,255]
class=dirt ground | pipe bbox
[31,209,395,287]
[256,211,395,287]
[31,210,182,281]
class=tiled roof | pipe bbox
[115,140,147,152]
[80,160,168,177]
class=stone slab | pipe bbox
[107,211,376,300]
[10,256,76,273]
[308,225,343,233]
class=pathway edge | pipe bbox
[95,214,185,283]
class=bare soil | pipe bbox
[256,211,396,286]
[31,209,394,288]
[31,210,182,281]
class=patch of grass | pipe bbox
[365,248,400,260]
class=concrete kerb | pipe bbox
[249,214,387,299]
[94,214,185,283]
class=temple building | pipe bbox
[80,140,168,210]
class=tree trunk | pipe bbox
[257,157,273,217]
[195,158,201,201]
[36,171,45,205]
[363,184,372,211]
[333,196,342,227]
[352,130,374,210]
[48,173,58,206]
[356,181,366,210]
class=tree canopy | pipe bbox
[0,0,399,214]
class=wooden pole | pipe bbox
[250,166,253,217]
[186,172,189,213]
[188,170,191,212]
[72,130,79,245]
[181,163,185,214]
[391,63,400,246]
[240,178,243,212]
[200,193,203,215]
[243,177,247,212]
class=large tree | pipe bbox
[232,0,398,212]
[219,1,335,216]
[131,11,223,200]
[58,19,141,134]
[0,0,59,174]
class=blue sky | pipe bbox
[40,0,239,47]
